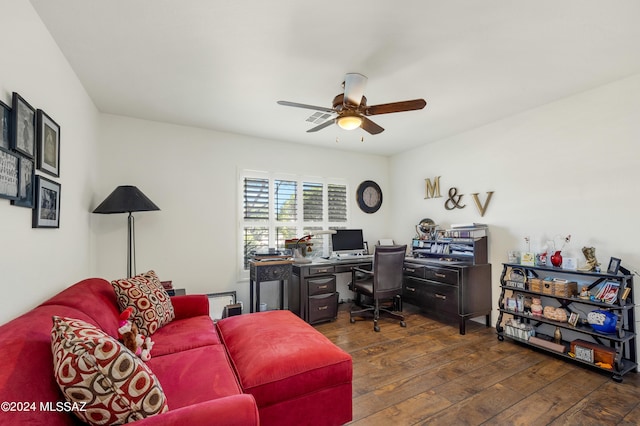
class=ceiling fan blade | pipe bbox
[360,117,384,135]
[343,73,367,107]
[307,118,336,133]
[365,99,426,115]
[277,100,335,114]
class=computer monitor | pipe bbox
[331,229,365,256]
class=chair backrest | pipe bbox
[372,245,407,297]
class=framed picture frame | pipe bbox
[11,92,36,159]
[607,257,621,275]
[574,345,594,363]
[11,155,34,208]
[32,175,61,228]
[0,100,10,150]
[36,109,60,177]
[568,312,579,327]
[0,148,20,200]
[206,291,237,321]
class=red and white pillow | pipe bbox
[111,270,175,336]
[51,316,168,425]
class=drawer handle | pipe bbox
[435,273,446,278]
[405,268,416,273]
[318,285,328,289]
[316,268,329,273]
[318,306,328,310]
[406,287,416,292]
[435,293,447,300]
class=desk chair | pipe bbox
[349,245,407,332]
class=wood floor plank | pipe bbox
[313,303,640,426]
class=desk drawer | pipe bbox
[403,264,426,279]
[424,267,458,285]
[309,265,334,276]
[308,293,338,324]
[307,276,336,296]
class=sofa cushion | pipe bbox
[40,278,122,337]
[150,315,221,357]
[217,311,352,409]
[111,270,175,336]
[145,345,243,410]
[51,316,168,425]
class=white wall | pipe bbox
[93,114,390,308]
[0,0,100,324]
[389,73,640,329]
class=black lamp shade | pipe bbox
[93,185,160,214]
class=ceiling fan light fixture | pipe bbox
[337,114,363,130]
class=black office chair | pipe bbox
[349,245,407,332]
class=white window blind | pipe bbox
[239,172,348,276]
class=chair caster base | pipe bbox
[350,317,355,324]
[374,325,380,332]
[400,321,406,327]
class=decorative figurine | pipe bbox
[531,298,543,316]
[579,246,600,272]
[579,286,590,299]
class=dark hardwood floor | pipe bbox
[313,303,640,425]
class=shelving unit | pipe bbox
[496,262,636,382]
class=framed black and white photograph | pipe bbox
[33,175,60,228]
[11,155,34,208]
[607,257,621,275]
[1,100,10,150]
[0,148,19,200]
[36,109,60,177]
[11,92,36,159]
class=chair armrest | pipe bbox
[170,294,210,320]
[352,267,373,275]
[133,394,259,426]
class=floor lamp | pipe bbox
[93,185,160,278]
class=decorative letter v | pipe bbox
[471,192,494,217]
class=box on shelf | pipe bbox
[503,319,535,341]
[528,278,543,293]
[553,280,578,297]
[542,279,555,295]
[570,339,615,367]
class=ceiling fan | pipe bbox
[277,73,426,135]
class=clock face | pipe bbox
[356,181,382,213]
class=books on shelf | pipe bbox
[450,223,487,229]
[446,228,487,238]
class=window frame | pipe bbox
[238,169,349,279]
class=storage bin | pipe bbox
[554,281,578,297]
[528,278,543,293]
[542,279,555,295]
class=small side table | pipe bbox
[249,260,293,313]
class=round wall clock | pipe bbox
[356,180,383,213]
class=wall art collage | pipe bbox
[0,92,60,228]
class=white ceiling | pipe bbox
[30,0,640,156]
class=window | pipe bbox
[240,171,348,275]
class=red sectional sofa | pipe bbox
[0,278,352,425]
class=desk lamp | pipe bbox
[93,185,160,278]
[293,230,336,264]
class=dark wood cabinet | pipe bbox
[403,261,492,334]
[404,229,491,334]
[291,263,345,324]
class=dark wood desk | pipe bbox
[249,260,293,313]
[290,257,373,324]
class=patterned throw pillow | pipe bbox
[51,316,168,425]
[111,270,175,336]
